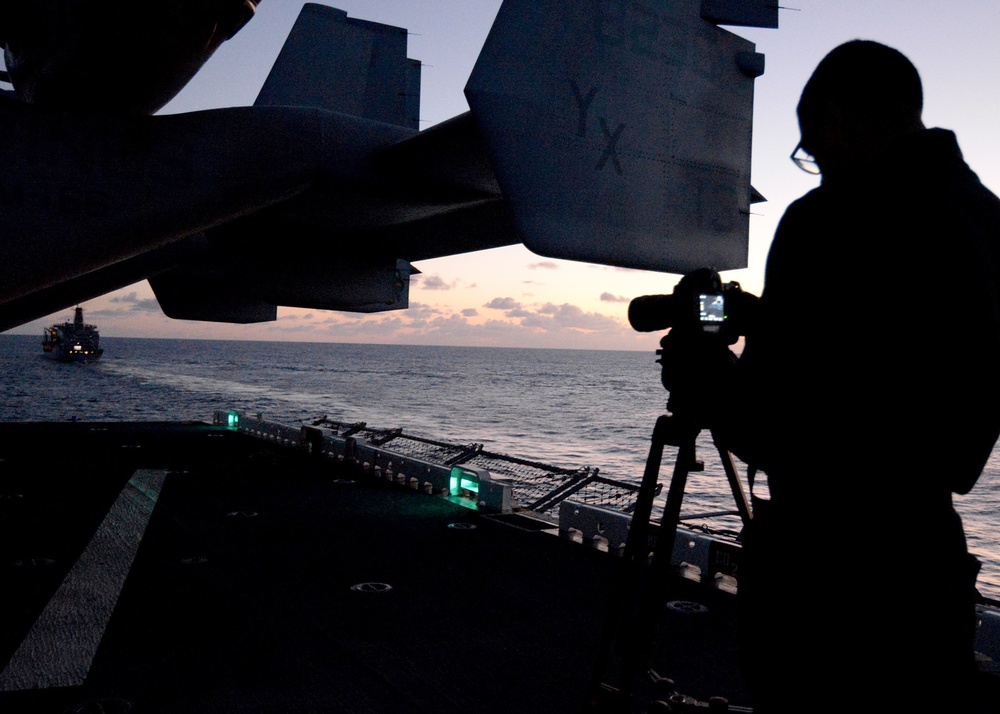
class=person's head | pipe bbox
[796,40,925,179]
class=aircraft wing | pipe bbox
[0,0,260,115]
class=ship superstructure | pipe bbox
[42,307,104,362]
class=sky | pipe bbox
[9,1,1000,351]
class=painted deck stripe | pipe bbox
[0,469,168,691]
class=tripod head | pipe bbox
[656,331,738,429]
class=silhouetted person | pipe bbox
[668,40,1000,712]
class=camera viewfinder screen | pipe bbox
[699,293,725,323]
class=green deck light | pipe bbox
[227,410,240,429]
[449,467,479,496]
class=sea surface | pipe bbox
[3,334,1000,600]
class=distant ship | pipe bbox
[41,306,104,362]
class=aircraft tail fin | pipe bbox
[255,3,421,129]
[465,0,776,274]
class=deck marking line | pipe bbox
[0,469,168,691]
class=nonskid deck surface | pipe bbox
[0,422,747,714]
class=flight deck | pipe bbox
[0,420,749,713]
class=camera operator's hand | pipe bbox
[658,330,737,426]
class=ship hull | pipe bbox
[42,344,104,362]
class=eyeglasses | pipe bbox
[791,142,821,175]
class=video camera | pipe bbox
[627,268,757,346]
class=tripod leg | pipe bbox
[711,430,752,526]
[587,416,671,711]
[614,431,698,703]
[655,436,697,558]
[622,416,671,562]
[588,425,756,712]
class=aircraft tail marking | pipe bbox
[465,0,776,274]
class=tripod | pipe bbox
[586,413,754,713]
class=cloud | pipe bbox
[520,303,624,333]
[529,261,559,270]
[52,291,651,350]
[273,312,318,329]
[600,292,630,303]
[417,274,456,290]
[131,299,163,312]
[266,321,319,334]
[106,291,161,312]
[320,315,408,338]
[404,303,444,325]
[484,297,521,310]
[505,308,533,318]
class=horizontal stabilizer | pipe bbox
[256,3,421,129]
[259,257,414,314]
[148,252,415,323]
[465,0,774,274]
[149,265,278,324]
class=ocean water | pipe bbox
[2,334,999,600]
